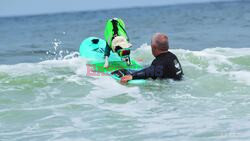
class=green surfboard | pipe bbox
[79,37,145,84]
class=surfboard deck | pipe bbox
[79,37,145,84]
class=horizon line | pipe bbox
[0,0,238,18]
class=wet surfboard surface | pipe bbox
[79,37,145,84]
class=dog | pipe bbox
[103,18,132,68]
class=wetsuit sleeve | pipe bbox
[131,60,164,80]
[131,66,156,80]
[104,42,111,57]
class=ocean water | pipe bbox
[1,1,250,141]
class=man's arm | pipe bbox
[120,59,165,83]
[131,65,157,80]
[120,66,158,84]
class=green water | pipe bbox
[1,46,250,141]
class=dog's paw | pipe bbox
[104,63,109,68]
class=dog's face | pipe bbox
[115,46,131,66]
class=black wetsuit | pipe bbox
[132,51,183,80]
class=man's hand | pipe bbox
[120,75,133,84]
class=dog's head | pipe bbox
[112,36,132,65]
[116,47,131,65]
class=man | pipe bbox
[121,33,183,83]
[104,18,132,68]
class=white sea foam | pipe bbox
[133,45,250,86]
[0,46,249,88]
[228,71,250,86]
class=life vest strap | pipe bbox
[111,19,118,40]
[111,19,129,41]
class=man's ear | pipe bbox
[151,44,156,50]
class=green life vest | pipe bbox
[104,18,129,48]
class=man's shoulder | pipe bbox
[157,51,176,58]
[166,51,179,59]
[167,51,176,56]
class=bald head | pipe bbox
[151,33,169,51]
